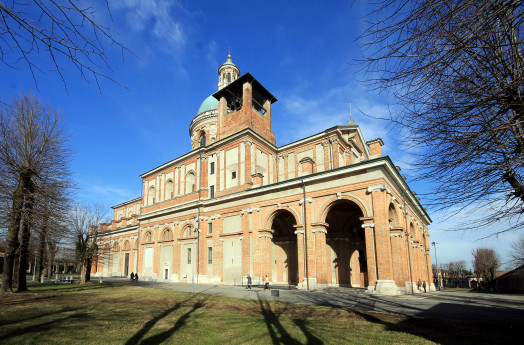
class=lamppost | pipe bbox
[431,241,442,290]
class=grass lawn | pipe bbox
[0,283,519,345]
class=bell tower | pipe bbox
[213,73,277,144]
[218,50,240,90]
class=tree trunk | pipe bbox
[36,219,48,282]
[1,173,29,293]
[18,179,35,292]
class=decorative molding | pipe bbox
[299,157,315,164]
[294,230,304,235]
[329,138,339,144]
[259,234,273,239]
[367,184,392,194]
[361,223,375,229]
[243,140,253,146]
[336,192,342,199]
[299,197,313,205]
[321,140,329,147]
[241,207,260,214]
[281,154,289,160]
[312,228,327,234]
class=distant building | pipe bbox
[91,54,433,294]
[494,265,524,293]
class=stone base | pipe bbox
[197,275,221,284]
[370,280,400,295]
[297,278,317,290]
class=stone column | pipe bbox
[312,223,328,285]
[330,138,340,168]
[200,155,208,198]
[321,140,329,170]
[244,140,253,186]
[294,227,305,287]
[360,218,377,288]
[258,230,273,283]
[366,184,398,295]
[390,227,405,288]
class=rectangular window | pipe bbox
[187,248,192,264]
[208,222,213,235]
[232,171,236,179]
[210,185,215,199]
[208,247,213,264]
[210,162,215,175]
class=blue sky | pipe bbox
[1,0,520,269]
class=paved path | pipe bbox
[103,278,524,324]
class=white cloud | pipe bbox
[277,82,394,148]
[112,0,185,54]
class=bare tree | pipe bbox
[445,260,468,278]
[0,93,71,293]
[67,203,107,284]
[359,0,524,235]
[472,248,500,283]
[509,235,524,267]
[0,0,130,89]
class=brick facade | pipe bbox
[91,56,433,294]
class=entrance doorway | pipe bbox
[325,200,367,287]
[124,253,129,276]
[271,210,298,284]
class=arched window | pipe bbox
[226,72,231,83]
[199,131,206,147]
[113,243,120,252]
[165,179,174,199]
[144,231,153,243]
[123,240,130,251]
[183,226,193,238]
[299,157,314,176]
[148,186,155,205]
[186,172,196,194]
[162,229,173,241]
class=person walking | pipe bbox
[418,279,422,291]
[423,281,427,292]
[246,275,252,289]
[265,275,269,290]
[130,272,135,282]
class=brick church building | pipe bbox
[91,54,433,294]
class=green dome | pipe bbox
[197,95,219,115]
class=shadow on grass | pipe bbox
[352,305,522,345]
[125,295,209,345]
[139,302,205,345]
[0,312,90,341]
[256,292,323,345]
[0,306,83,326]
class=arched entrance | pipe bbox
[271,210,298,285]
[325,200,367,287]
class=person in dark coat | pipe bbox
[423,281,427,292]
[130,272,135,281]
[265,275,269,290]
[246,275,252,289]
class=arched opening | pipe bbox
[148,186,155,205]
[186,172,195,194]
[271,210,298,285]
[325,200,367,287]
[161,229,173,241]
[198,130,206,147]
[165,179,174,199]
[389,203,400,227]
